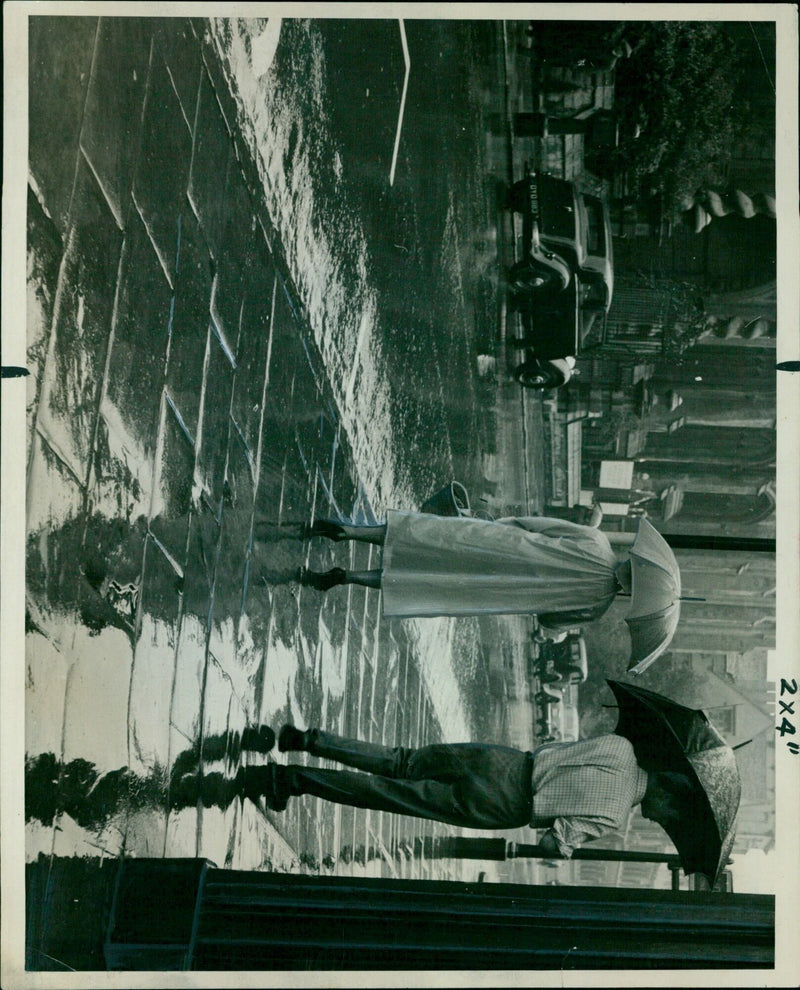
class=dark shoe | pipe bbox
[240,725,276,754]
[278,724,313,753]
[298,567,346,591]
[309,518,347,542]
[241,763,291,811]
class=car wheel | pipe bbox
[508,260,563,295]
[536,692,561,705]
[514,360,568,390]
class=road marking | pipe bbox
[389,20,410,187]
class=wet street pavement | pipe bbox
[24,15,547,913]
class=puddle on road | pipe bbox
[26,17,511,882]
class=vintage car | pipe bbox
[506,168,614,388]
[534,681,581,743]
[536,631,588,688]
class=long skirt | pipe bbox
[380,510,619,619]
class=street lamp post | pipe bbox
[431,836,686,890]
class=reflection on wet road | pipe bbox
[26,16,526,887]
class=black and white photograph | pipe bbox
[2,3,798,985]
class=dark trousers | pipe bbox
[284,731,533,829]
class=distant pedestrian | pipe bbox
[240,726,692,858]
[258,513,631,630]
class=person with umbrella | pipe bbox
[235,682,740,886]
[259,512,682,671]
[605,678,741,885]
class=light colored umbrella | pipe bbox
[625,519,681,674]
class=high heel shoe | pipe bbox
[297,566,347,591]
[308,519,347,542]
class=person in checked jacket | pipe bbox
[238,726,690,858]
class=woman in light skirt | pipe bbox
[259,512,631,628]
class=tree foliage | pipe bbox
[612,22,752,212]
[532,20,768,216]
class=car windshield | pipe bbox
[538,175,577,241]
[583,195,607,257]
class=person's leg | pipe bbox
[273,730,533,828]
[308,521,386,545]
[253,519,386,545]
[280,728,525,784]
[298,567,382,591]
[243,761,524,829]
[255,518,386,544]
[279,728,410,775]
[285,765,476,825]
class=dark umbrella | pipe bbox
[606,679,741,886]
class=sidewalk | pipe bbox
[24,16,481,898]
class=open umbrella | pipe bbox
[607,679,741,886]
[625,519,681,675]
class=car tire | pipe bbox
[536,692,561,705]
[514,360,568,390]
[508,260,564,295]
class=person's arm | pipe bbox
[588,500,604,528]
[543,813,621,859]
[537,830,565,858]
[495,516,594,537]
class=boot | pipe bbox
[297,567,347,591]
[308,519,347,541]
[278,724,314,753]
[240,725,276,754]
[240,763,291,811]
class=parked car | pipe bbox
[536,683,563,705]
[506,167,614,388]
[549,695,581,743]
[537,631,588,688]
[535,682,562,740]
